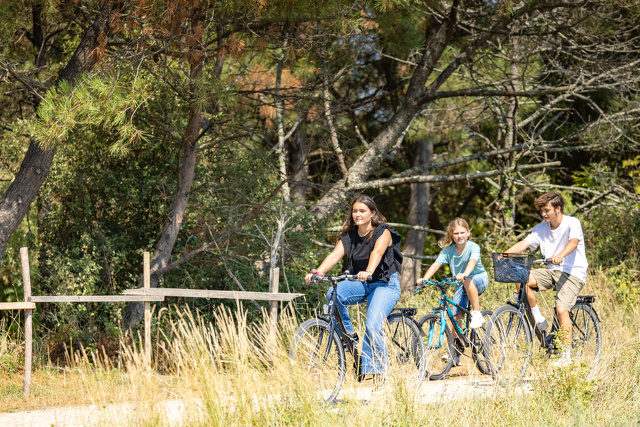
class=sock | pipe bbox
[531,305,546,323]
[562,346,571,359]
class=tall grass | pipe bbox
[2,270,640,425]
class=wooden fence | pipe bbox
[0,248,304,397]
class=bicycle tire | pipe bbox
[289,317,346,403]
[484,304,533,380]
[417,313,453,380]
[470,310,493,375]
[569,302,602,371]
[386,314,427,384]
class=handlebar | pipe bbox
[533,258,561,266]
[415,276,463,293]
[308,271,373,284]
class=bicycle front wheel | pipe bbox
[386,314,426,384]
[485,305,532,381]
[470,310,493,375]
[569,303,602,371]
[289,318,346,403]
[417,313,453,380]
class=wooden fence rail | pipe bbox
[0,302,36,310]
[2,247,304,398]
[123,288,304,301]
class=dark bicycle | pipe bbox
[289,272,426,403]
[416,277,493,380]
[485,253,602,380]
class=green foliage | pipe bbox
[583,204,640,270]
[533,365,598,413]
[32,74,151,155]
[0,318,23,375]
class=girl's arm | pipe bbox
[305,240,346,282]
[456,258,478,281]
[417,261,442,285]
[357,229,392,281]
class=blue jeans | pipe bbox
[325,272,401,375]
[451,273,489,315]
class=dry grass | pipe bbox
[1,271,640,425]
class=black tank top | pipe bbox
[351,231,372,274]
[340,224,403,283]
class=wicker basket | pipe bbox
[492,253,534,283]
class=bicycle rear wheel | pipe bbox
[484,305,532,380]
[470,310,493,375]
[386,314,426,384]
[417,313,453,380]
[569,303,602,371]
[289,318,346,403]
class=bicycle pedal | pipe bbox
[346,332,360,345]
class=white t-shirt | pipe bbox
[524,215,588,283]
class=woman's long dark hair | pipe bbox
[340,195,386,242]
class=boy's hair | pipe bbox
[534,191,564,212]
[439,217,470,249]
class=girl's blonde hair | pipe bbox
[438,217,470,248]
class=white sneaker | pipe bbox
[441,354,460,367]
[470,311,485,329]
[552,354,572,368]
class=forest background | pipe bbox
[0,0,639,364]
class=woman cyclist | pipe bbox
[305,195,402,382]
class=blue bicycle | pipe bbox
[416,277,493,380]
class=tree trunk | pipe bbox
[0,1,114,266]
[499,36,520,232]
[399,141,433,293]
[288,118,309,204]
[310,1,459,220]
[121,26,219,329]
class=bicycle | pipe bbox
[485,253,602,380]
[289,272,426,403]
[415,277,493,380]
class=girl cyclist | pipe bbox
[305,195,402,380]
[416,217,489,330]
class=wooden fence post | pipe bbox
[144,252,151,366]
[20,247,32,398]
[269,267,280,324]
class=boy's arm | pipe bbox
[505,240,533,253]
[551,238,579,264]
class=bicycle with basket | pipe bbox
[484,253,602,380]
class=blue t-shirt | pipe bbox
[435,241,487,278]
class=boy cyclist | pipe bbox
[505,191,588,367]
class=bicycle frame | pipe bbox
[318,274,422,365]
[419,279,472,349]
[509,265,598,352]
[324,280,357,355]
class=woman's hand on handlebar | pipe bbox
[356,270,372,282]
[305,269,324,283]
[415,278,425,286]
